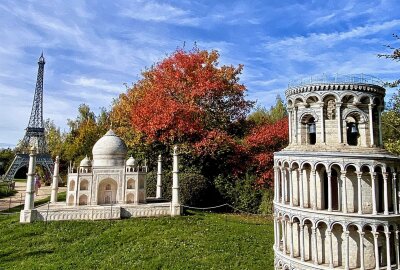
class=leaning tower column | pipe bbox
[312,226,318,265]
[294,106,298,144]
[312,169,317,210]
[392,172,398,214]
[359,231,365,270]
[328,229,334,268]
[282,219,287,254]
[336,102,342,143]
[288,108,292,144]
[368,103,374,146]
[289,169,293,206]
[345,231,350,270]
[277,217,281,250]
[299,224,304,262]
[385,231,391,269]
[357,172,363,214]
[341,171,348,213]
[281,168,286,203]
[373,232,380,270]
[327,171,332,212]
[378,106,383,146]
[273,214,278,248]
[318,102,325,143]
[383,173,389,215]
[372,172,377,215]
[300,224,305,262]
[289,221,294,257]
[395,229,399,269]
[275,167,280,203]
[299,169,304,208]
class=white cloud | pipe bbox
[63,77,124,94]
[120,1,199,26]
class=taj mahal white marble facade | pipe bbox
[20,129,181,223]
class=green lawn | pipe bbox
[0,183,16,199]
[0,210,274,270]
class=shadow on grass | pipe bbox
[0,192,66,214]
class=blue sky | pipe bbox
[0,0,399,147]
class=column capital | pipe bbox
[359,231,365,237]
[340,170,347,175]
[373,231,380,238]
[368,103,375,108]
[384,231,391,238]
[327,229,332,235]
[356,171,363,178]
[336,102,343,106]
[311,169,316,175]
[345,231,350,237]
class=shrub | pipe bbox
[215,173,262,213]
[146,169,209,206]
[258,189,274,215]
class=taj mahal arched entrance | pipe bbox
[98,178,117,204]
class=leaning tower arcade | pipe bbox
[274,76,400,270]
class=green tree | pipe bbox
[63,104,110,163]
[247,95,287,126]
[379,34,400,154]
[0,148,14,175]
[45,119,64,159]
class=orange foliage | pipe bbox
[245,117,289,186]
[129,48,252,143]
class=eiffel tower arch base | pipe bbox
[3,153,54,182]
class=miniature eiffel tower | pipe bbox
[2,53,54,181]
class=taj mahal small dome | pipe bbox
[80,156,91,167]
[92,129,127,167]
[126,156,136,167]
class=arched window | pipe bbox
[79,195,88,205]
[307,117,316,145]
[127,179,134,189]
[80,179,89,190]
[105,184,111,190]
[346,119,358,146]
[69,180,75,191]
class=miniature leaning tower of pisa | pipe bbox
[273,75,400,270]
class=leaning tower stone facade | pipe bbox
[273,75,400,270]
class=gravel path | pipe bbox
[0,181,66,211]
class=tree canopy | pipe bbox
[125,48,253,144]
[380,34,400,154]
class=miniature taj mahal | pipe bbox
[274,75,400,270]
[20,129,182,223]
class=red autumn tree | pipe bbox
[128,47,253,144]
[245,117,289,187]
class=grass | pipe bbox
[0,210,274,270]
[0,183,16,199]
[1,192,67,213]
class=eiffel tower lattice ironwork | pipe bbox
[2,53,54,181]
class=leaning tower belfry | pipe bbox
[2,53,54,181]
[274,75,400,270]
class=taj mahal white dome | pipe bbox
[92,129,127,167]
[126,156,136,167]
[80,156,91,167]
